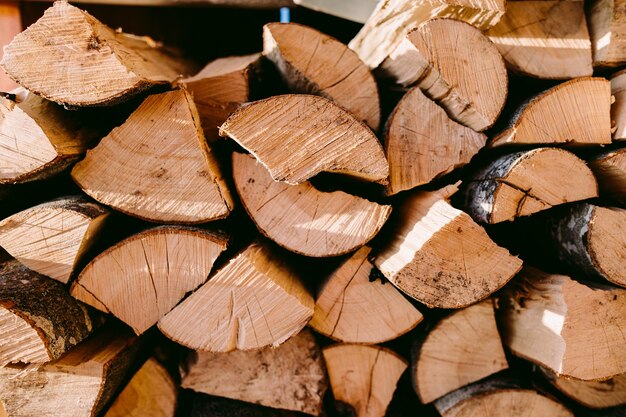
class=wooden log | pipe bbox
[384,86,486,195]
[0,196,109,283]
[323,344,407,417]
[347,0,506,69]
[181,329,326,415]
[460,148,598,224]
[104,358,178,417]
[0,1,20,91]
[292,0,378,23]
[588,0,626,67]
[412,299,508,404]
[21,0,294,6]
[0,259,102,366]
[611,70,626,140]
[70,226,228,334]
[373,185,523,309]
[498,266,626,380]
[158,242,314,352]
[589,147,626,204]
[190,394,303,417]
[219,94,388,185]
[263,23,380,131]
[232,153,391,257]
[379,18,507,132]
[490,77,612,147]
[309,246,423,344]
[485,1,593,79]
[71,89,234,224]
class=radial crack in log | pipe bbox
[588,0,626,68]
[588,147,626,204]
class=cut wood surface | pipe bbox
[71,226,228,334]
[190,394,304,417]
[158,242,313,352]
[611,70,626,140]
[384,86,486,195]
[485,1,593,79]
[0,196,109,283]
[309,246,423,344]
[0,259,101,366]
[0,1,20,91]
[182,329,326,415]
[232,153,391,257]
[0,1,190,107]
[461,148,598,224]
[263,23,380,131]
[490,77,612,147]
[499,267,626,380]
[105,358,178,417]
[323,344,407,417]
[379,18,507,132]
[72,89,233,224]
[412,299,508,404]
[182,53,261,141]
[219,94,388,185]
[589,0,626,67]
[373,185,522,309]
[589,147,626,204]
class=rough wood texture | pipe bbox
[0,196,109,283]
[0,1,20,91]
[485,1,593,79]
[232,153,391,257]
[181,329,326,415]
[373,185,522,309]
[611,70,626,140]
[379,18,507,131]
[190,394,303,417]
[348,0,505,69]
[589,147,626,204]
[384,86,486,195]
[499,267,626,381]
[158,242,314,352]
[263,23,380,131]
[219,94,388,185]
[589,0,626,67]
[72,89,233,223]
[0,259,101,366]
[412,299,508,404]
[71,226,228,334]
[0,1,190,107]
[491,77,612,147]
[323,344,407,417]
[309,246,423,344]
[461,148,598,224]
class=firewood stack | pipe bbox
[0,1,625,416]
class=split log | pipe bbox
[219,94,388,185]
[460,148,598,224]
[190,394,304,417]
[0,325,141,417]
[232,153,391,257]
[588,0,626,67]
[292,0,378,23]
[485,1,593,79]
[490,77,612,147]
[498,266,626,380]
[71,226,228,334]
[0,1,190,107]
[0,1,20,91]
[412,299,508,404]
[181,329,326,415]
[323,344,407,417]
[263,23,380,131]
[373,185,522,309]
[611,70,626,140]
[158,242,314,352]
[548,203,626,287]
[0,259,101,365]
[348,0,506,69]
[104,358,178,417]
[181,53,261,141]
[588,147,626,204]
[0,196,109,283]
[379,18,507,132]
[72,89,234,224]
[309,246,423,344]
[384,86,486,195]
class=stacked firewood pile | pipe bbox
[0,0,625,416]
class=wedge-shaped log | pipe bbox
[158,242,313,352]
[263,23,380,131]
[461,148,598,224]
[611,70,626,140]
[589,0,626,67]
[182,329,326,415]
[72,89,233,223]
[589,147,626,204]
[541,367,626,409]
[374,185,522,309]
[232,153,391,257]
[219,94,388,185]
[71,226,228,334]
[190,394,303,417]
